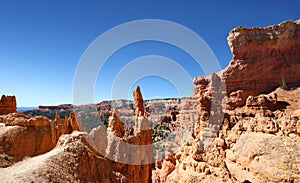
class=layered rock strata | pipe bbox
[223,20,300,108]
[153,19,300,183]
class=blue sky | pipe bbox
[0,0,299,106]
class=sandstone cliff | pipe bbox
[224,20,300,108]
[153,19,300,183]
[154,81,300,182]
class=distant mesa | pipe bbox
[38,104,73,110]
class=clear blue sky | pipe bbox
[0,0,299,106]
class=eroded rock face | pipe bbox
[193,73,225,143]
[154,95,300,183]
[0,128,150,183]
[0,131,111,183]
[0,86,153,182]
[223,20,300,108]
[246,93,277,110]
[0,112,81,163]
[104,86,153,182]
[153,20,300,183]
[0,95,16,115]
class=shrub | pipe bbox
[280,77,289,90]
[3,154,9,161]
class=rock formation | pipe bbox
[133,86,146,117]
[193,73,225,146]
[105,86,153,182]
[223,20,300,108]
[154,89,300,182]
[0,112,81,163]
[0,126,149,183]
[225,132,300,182]
[0,86,153,182]
[0,131,112,183]
[107,109,125,137]
[50,112,81,145]
[153,19,300,183]
[1,20,300,183]
[0,95,16,115]
[245,93,277,111]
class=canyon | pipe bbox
[0,19,299,182]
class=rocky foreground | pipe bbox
[0,19,300,182]
[0,87,153,182]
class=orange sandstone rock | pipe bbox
[0,95,16,115]
[133,86,146,117]
[0,112,81,164]
[223,20,300,108]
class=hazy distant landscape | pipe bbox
[17,107,37,113]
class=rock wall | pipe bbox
[154,89,300,183]
[153,19,300,183]
[223,20,300,108]
[0,95,16,115]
